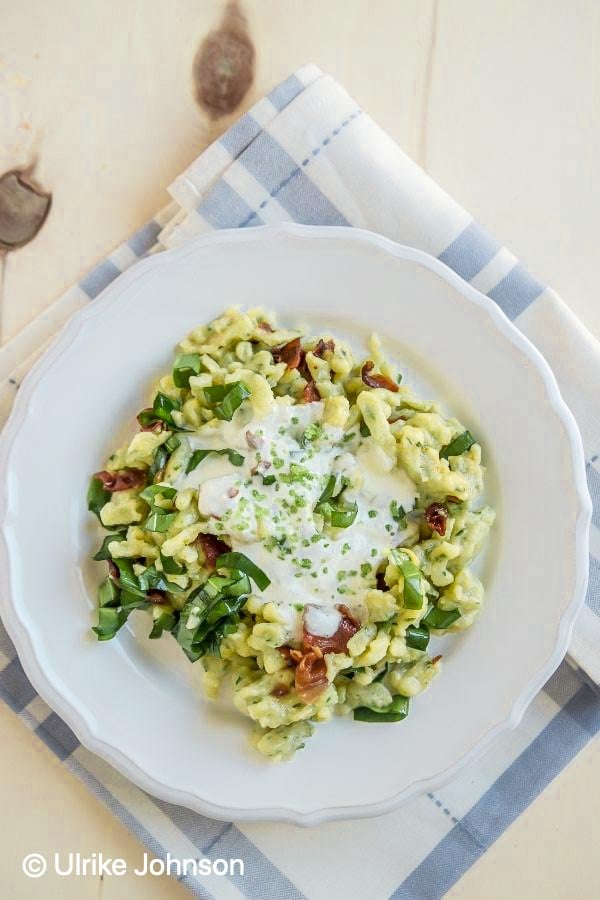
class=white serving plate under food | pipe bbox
[0,224,590,825]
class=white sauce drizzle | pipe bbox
[172,398,417,641]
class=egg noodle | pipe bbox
[87,308,495,760]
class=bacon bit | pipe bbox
[94,468,147,492]
[313,338,335,358]
[227,487,240,498]
[137,409,163,433]
[302,380,321,403]
[295,650,329,703]
[361,360,399,392]
[272,337,303,370]
[258,321,274,332]
[147,589,168,604]
[376,572,390,592]
[424,502,448,536]
[245,430,264,449]
[446,495,461,504]
[431,655,443,665]
[195,533,230,569]
[302,604,360,654]
[271,684,290,698]
[107,560,119,581]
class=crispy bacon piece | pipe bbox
[107,560,119,581]
[271,684,290,698]
[313,338,335,358]
[302,604,360,655]
[94,468,147,492]
[137,409,163,433]
[195,533,230,569]
[295,650,329,703]
[361,360,399,393]
[147,589,168,604]
[424,502,448,536]
[302,380,321,403]
[272,337,303,370]
[431,655,443,665]
[258,321,274,333]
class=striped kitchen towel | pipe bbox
[1,64,599,900]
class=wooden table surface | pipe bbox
[1,1,599,898]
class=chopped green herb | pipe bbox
[149,612,178,640]
[391,549,423,610]
[301,422,322,446]
[353,695,410,723]
[215,551,271,591]
[422,606,461,629]
[98,577,120,608]
[203,382,251,421]
[172,353,202,388]
[405,624,430,651]
[390,501,408,528]
[87,476,110,521]
[439,430,476,460]
[186,447,244,474]
[92,531,127,561]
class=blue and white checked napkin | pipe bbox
[1,64,599,899]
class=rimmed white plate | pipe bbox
[0,225,590,825]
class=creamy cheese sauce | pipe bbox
[172,398,417,641]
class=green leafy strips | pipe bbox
[215,551,271,591]
[353,695,410,723]
[422,606,461,630]
[148,393,191,433]
[160,551,185,575]
[92,531,127,561]
[87,476,110,521]
[149,612,178,640]
[138,564,184,593]
[315,473,358,529]
[405,624,430,651]
[175,571,253,661]
[98,577,119,608]
[203,381,250,421]
[147,434,180,482]
[92,557,183,642]
[92,607,130,642]
[185,447,244,474]
[391,549,424,610]
[139,483,177,504]
[439,430,476,460]
[140,483,177,533]
[172,353,202,388]
[112,558,146,597]
[153,392,181,426]
[143,511,177,533]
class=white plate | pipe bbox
[0,225,590,825]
